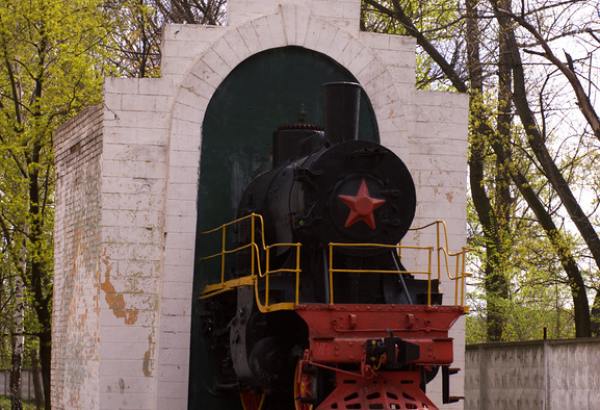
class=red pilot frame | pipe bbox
[292,304,464,410]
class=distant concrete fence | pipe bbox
[0,369,42,402]
[465,338,600,410]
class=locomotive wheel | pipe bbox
[240,389,265,410]
[294,361,315,410]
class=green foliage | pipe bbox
[103,0,162,77]
[363,0,460,35]
[466,226,578,343]
[466,124,585,342]
[0,0,107,316]
[362,0,463,90]
[0,396,37,410]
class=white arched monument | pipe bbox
[52,1,468,409]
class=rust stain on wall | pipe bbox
[100,253,138,325]
[143,329,155,377]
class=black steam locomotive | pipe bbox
[199,83,461,410]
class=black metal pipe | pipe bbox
[323,82,362,144]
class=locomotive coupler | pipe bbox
[364,334,420,371]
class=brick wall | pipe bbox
[99,78,172,409]
[228,0,362,30]
[52,105,103,409]
[409,91,468,408]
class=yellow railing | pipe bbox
[328,243,434,305]
[199,213,302,312]
[257,242,302,312]
[199,214,469,312]
[408,220,470,307]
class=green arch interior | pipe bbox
[188,46,380,409]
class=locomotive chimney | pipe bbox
[324,82,362,144]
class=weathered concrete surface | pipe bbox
[548,339,600,409]
[52,105,103,409]
[52,0,469,408]
[466,338,600,410]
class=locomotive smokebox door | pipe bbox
[316,141,417,245]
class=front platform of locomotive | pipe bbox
[199,83,467,410]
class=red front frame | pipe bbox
[294,304,464,410]
[296,304,463,365]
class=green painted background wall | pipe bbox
[188,46,379,409]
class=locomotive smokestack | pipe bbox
[324,82,362,144]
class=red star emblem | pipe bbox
[338,179,386,230]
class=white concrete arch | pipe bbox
[158,5,411,407]
[167,4,407,163]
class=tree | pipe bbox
[464,0,513,341]
[361,0,600,340]
[490,0,599,336]
[153,0,227,25]
[104,0,162,77]
[0,1,108,407]
[105,0,227,78]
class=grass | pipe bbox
[0,395,37,410]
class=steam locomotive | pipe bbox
[199,82,465,410]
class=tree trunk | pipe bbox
[32,347,43,409]
[466,0,509,341]
[38,330,51,410]
[495,0,513,245]
[491,0,592,338]
[591,290,600,337]
[9,273,24,410]
[26,142,52,410]
[496,7,600,143]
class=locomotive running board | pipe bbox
[316,371,437,410]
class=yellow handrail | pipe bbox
[199,215,470,312]
[327,243,434,305]
[199,213,302,313]
[407,220,470,306]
